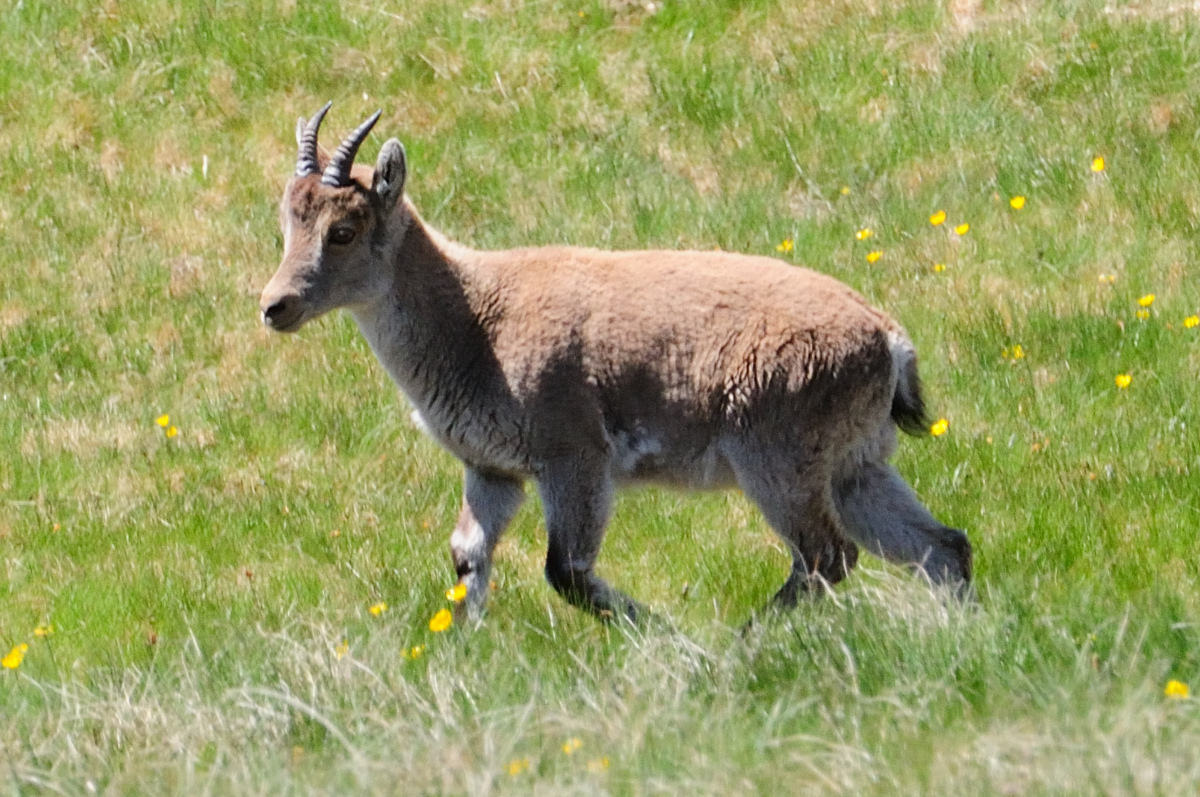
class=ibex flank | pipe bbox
[260,104,972,623]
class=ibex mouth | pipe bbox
[264,315,306,334]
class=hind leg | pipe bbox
[833,461,971,588]
[450,468,526,620]
[733,460,859,608]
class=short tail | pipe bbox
[887,330,929,437]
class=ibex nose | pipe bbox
[262,297,289,325]
[260,294,302,332]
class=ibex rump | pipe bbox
[260,104,972,622]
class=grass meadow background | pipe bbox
[3,0,1200,792]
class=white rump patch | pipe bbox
[886,329,916,383]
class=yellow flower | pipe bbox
[954,223,970,235]
[929,210,946,225]
[776,238,794,253]
[1092,156,1105,172]
[855,227,873,241]
[1098,273,1116,284]
[1165,679,1190,699]
[403,644,425,660]
[587,757,610,773]
[930,418,949,437]
[1115,373,1132,389]
[2,643,29,670]
[429,608,453,632]
[1138,293,1155,307]
[33,625,53,638]
[1003,345,1025,360]
[865,250,882,263]
[506,758,530,776]
[369,602,388,616]
[932,263,946,273]
[1184,315,1199,329]
[562,738,583,755]
[1009,196,1025,210]
[335,639,349,660]
[446,583,467,602]
[165,426,178,439]
[1136,309,1150,321]
[156,414,170,428]
[840,186,850,195]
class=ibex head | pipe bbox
[260,102,408,332]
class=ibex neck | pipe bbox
[349,208,495,419]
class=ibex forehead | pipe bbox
[283,175,376,227]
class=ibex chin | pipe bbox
[260,104,972,622]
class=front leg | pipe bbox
[450,467,526,620]
[537,457,644,623]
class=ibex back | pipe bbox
[260,104,972,622]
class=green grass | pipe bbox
[3,0,1200,792]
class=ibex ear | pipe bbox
[372,139,407,210]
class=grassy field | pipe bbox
[3,0,1200,792]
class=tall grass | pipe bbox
[2,0,1199,793]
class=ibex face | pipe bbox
[260,103,407,333]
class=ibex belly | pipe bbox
[606,423,737,490]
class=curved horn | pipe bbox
[321,109,382,187]
[295,101,333,177]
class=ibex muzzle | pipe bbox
[261,104,972,623]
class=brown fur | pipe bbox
[261,111,971,622]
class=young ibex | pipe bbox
[260,104,972,622]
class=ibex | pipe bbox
[260,104,972,622]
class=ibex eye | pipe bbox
[329,226,356,246]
